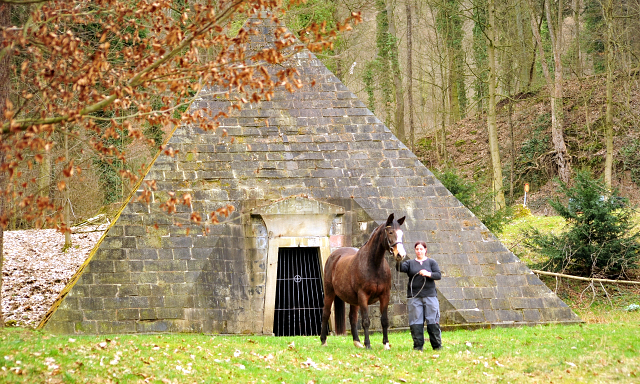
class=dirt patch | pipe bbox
[2,227,105,328]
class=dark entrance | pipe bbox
[273,247,325,336]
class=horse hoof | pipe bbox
[365,345,372,350]
[384,343,391,350]
[321,342,327,346]
[353,341,364,348]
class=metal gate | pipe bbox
[274,247,325,336]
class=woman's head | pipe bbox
[414,241,427,259]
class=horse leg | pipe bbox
[320,291,335,346]
[358,304,372,350]
[356,291,372,350]
[380,292,391,350]
[349,304,363,348]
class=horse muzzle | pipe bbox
[392,242,406,260]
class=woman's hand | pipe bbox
[419,270,432,278]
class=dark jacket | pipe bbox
[397,258,441,298]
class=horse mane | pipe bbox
[359,221,385,250]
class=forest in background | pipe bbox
[283,0,640,210]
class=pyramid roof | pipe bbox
[41,13,580,334]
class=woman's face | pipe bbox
[415,244,427,258]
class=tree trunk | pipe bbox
[506,56,515,203]
[452,5,466,120]
[385,0,406,142]
[527,29,540,89]
[528,0,570,183]
[405,0,415,151]
[472,0,488,115]
[0,2,11,328]
[449,50,461,122]
[603,0,614,189]
[487,0,505,210]
[406,0,415,150]
[64,127,72,249]
[573,0,582,77]
[440,68,447,161]
[39,152,51,198]
[545,0,570,183]
[515,0,530,88]
[375,0,393,128]
[509,99,514,203]
[438,0,466,121]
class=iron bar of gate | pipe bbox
[293,247,299,336]
[306,250,314,334]
[302,247,310,335]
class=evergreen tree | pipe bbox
[524,171,640,279]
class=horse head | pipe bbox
[385,213,406,262]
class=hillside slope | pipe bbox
[414,74,640,213]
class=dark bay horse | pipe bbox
[320,213,406,349]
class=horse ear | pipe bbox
[386,213,394,226]
[397,216,406,225]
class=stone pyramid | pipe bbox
[40,13,580,334]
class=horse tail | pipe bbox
[334,295,346,335]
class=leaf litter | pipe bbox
[2,225,106,327]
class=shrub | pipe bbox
[523,171,640,278]
[512,204,532,219]
[620,138,640,186]
[435,168,514,234]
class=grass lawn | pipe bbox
[2,309,640,383]
[498,214,566,265]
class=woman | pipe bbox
[396,241,442,351]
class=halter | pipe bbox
[385,225,403,256]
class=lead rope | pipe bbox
[409,273,427,299]
[393,260,427,303]
[389,236,402,295]
[392,257,405,305]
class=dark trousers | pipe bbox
[408,297,441,350]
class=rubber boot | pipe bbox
[426,323,442,350]
[409,324,424,351]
